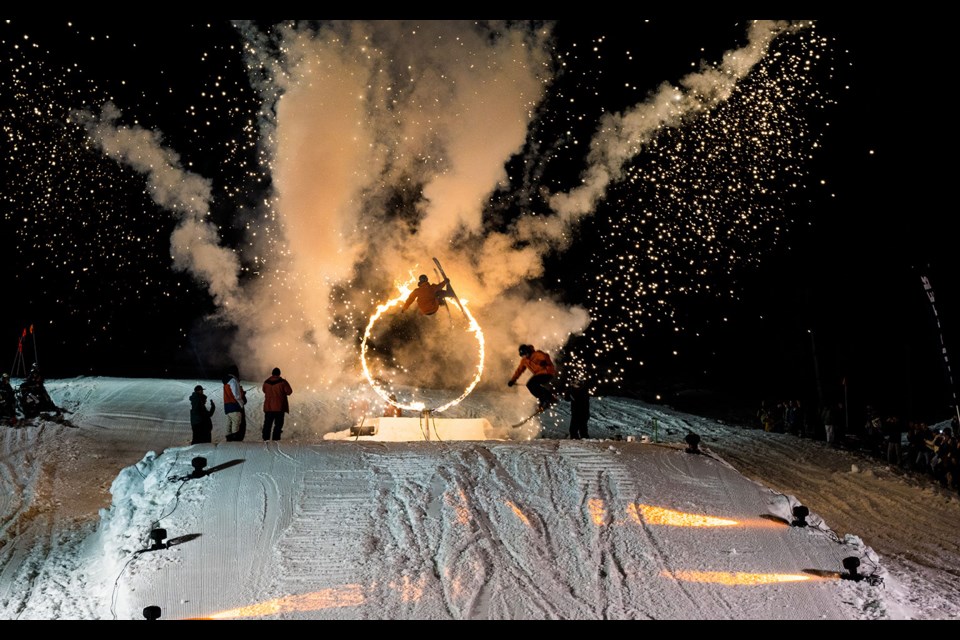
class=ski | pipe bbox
[510,393,559,428]
[432,257,466,316]
[510,409,543,428]
[434,266,454,323]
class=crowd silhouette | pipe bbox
[755,397,959,494]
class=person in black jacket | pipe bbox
[566,380,590,440]
[189,385,216,444]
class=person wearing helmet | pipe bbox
[507,344,559,412]
[401,274,452,316]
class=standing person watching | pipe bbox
[223,368,247,442]
[262,367,293,441]
[189,385,215,444]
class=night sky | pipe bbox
[1,17,955,425]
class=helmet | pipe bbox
[518,344,533,357]
[418,274,429,284]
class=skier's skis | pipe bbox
[510,392,559,428]
[434,266,453,323]
[511,407,544,428]
[432,257,465,316]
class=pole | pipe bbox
[809,329,824,412]
[30,325,37,368]
[920,274,960,423]
[843,376,849,434]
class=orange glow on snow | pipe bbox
[448,488,471,525]
[628,503,738,527]
[588,498,607,525]
[206,584,365,618]
[663,570,814,585]
[389,574,427,602]
[506,500,531,526]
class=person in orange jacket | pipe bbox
[402,274,451,316]
[507,344,558,412]
[261,367,293,441]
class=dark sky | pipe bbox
[0,17,955,425]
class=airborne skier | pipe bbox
[508,344,559,413]
[402,274,452,316]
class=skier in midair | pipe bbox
[507,344,558,412]
[402,274,452,316]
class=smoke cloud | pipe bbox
[74,19,801,425]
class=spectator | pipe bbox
[566,380,590,440]
[1,373,17,425]
[863,406,884,456]
[784,400,800,436]
[906,421,935,473]
[223,368,247,442]
[882,414,905,467]
[261,367,293,441]
[821,401,841,447]
[189,385,215,444]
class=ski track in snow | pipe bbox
[1,378,959,619]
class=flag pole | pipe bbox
[31,325,38,368]
[920,273,960,424]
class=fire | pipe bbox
[360,273,485,414]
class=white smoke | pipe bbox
[74,19,803,424]
[545,20,802,241]
[72,102,245,313]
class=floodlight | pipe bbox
[149,528,167,550]
[791,505,809,527]
[841,556,862,581]
[191,456,207,479]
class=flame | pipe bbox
[360,272,485,414]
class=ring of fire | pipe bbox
[360,278,485,414]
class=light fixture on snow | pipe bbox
[191,456,207,479]
[841,556,863,582]
[684,432,701,454]
[143,605,161,620]
[149,528,167,550]
[791,505,809,527]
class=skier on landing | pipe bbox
[402,274,452,316]
[507,344,558,412]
